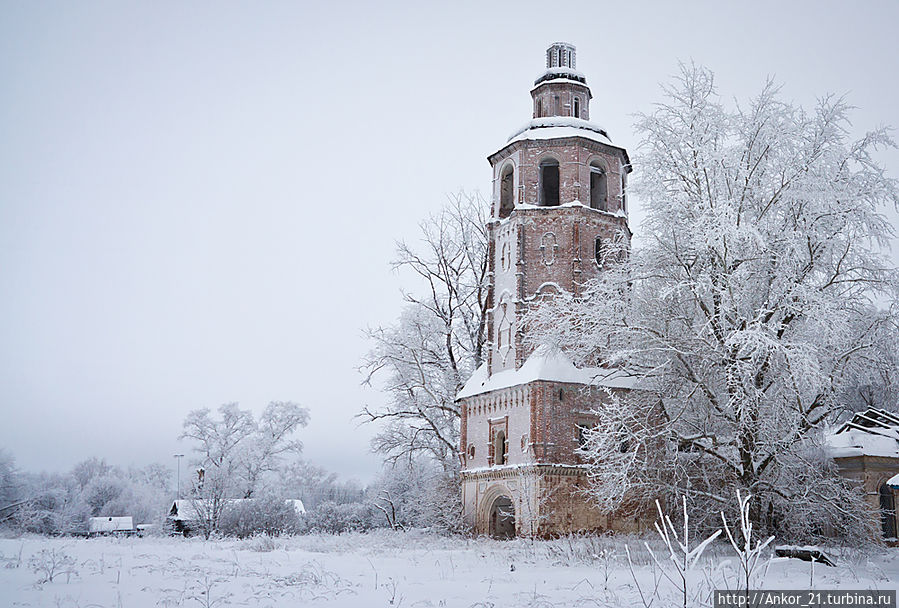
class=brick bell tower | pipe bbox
[458,43,634,537]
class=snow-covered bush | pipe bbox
[218,494,302,538]
[369,459,463,534]
[304,501,378,533]
[15,477,91,536]
[28,547,77,584]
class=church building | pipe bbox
[458,43,638,537]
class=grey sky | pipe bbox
[2,0,898,482]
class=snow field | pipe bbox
[0,531,896,607]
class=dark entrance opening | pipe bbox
[540,160,560,206]
[880,484,897,539]
[489,496,515,539]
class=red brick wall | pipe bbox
[531,81,592,120]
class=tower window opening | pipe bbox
[594,237,603,266]
[494,430,507,465]
[573,97,580,118]
[590,163,608,211]
[536,98,542,118]
[499,164,515,218]
[539,159,560,207]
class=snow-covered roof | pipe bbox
[463,462,590,474]
[512,199,628,219]
[534,67,587,86]
[506,117,612,147]
[457,346,640,399]
[89,516,134,533]
[531,77,592,91]
[825,408,899,459]
[888,473,899,488]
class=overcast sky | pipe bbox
[1,0,898,483]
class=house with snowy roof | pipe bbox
[825,407,899,541]
[88,516,135,536]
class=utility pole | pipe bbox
[173,454,184,500]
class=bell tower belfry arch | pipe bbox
[458,43,635,537]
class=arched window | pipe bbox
[539,159,560,206]
[494,430,507,465]
[499,164,514,218]
[590,162,608,211]
[573,97,580,118]
[536,98,543,118]
[594,237,602,266]
[880,483,897,539]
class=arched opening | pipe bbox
[489,496,515,539]
[499,164,515,218]
[594,237,602,266]
[590,162,608,211]
[539,159,560,207]
[880,483,897,539]
[494,430,507,465]
[573,97,580,118]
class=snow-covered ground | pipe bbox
[0,531,896,607]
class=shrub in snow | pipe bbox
[28,548,77,584]
[721,491,775,599]
[368,460,463,534]
[16,483,91,536]
[304,501,378,534]
[218,495,302,539]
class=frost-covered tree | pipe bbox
[527,65,899,539]
[181,401,309,499]
[360,192,489,469]
[369,458,463,533]
[0,450,22,525]
[281,461,364,510]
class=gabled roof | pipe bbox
[457,346,641,399]
[89,516,134,532]
[826,408,899,459]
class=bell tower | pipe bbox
[458,43,635,537]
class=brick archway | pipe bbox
[479,483,516,538]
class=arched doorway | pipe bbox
[880,483,897,539]
[489,495,515,539]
